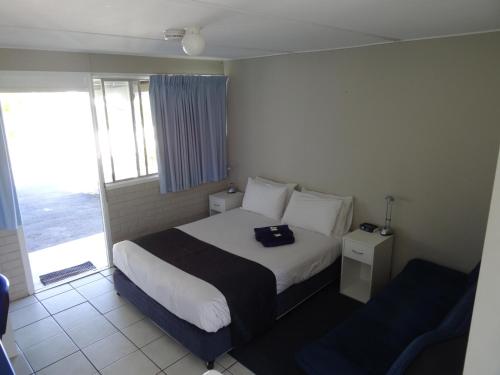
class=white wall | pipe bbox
[463,147,500,374]
[224,31,500,275]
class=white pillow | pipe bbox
[242,177,288,220]
[301,188,354,237]
[282,191,343,236]
[255,176,297,202]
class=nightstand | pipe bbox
[209,191,244,216]
[340,229,394,303]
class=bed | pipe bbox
[113,207,343,368]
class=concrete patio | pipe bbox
[17,186,104,252]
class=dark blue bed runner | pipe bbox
[133,228,277,345]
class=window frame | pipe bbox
[91,75,158,185]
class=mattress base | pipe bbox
[113,258,340,363]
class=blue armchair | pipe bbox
[296,259,479,375]
[0,273,9,338]
[0,274,14,375]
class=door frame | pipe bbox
[0,72,113,293]
[86,74,114,266]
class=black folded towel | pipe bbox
[254,225,293,241]
[259,232,295,247]
[254,225,295,247]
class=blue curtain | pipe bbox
[149,75,228,193]
[0,103,21,230]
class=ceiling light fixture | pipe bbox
[164,26,206,56]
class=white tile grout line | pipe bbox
[17,307,95,374]
[34,268,106,293]
[13,343,35,375]
[34,283,76,302]
[15,269,164,374]
[17,281,102,373]
[10,298,52,331]
[14,269,114,373]
[27,284,133,374]
[140,345,191,372]
[14,267,243,374]
[33,271,106,301]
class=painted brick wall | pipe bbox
[0,230,29,300]
[106,179,228,243]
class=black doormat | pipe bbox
[230,282,361,375]
[39,261,96,285]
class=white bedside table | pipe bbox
[340,229,394,303]
[209,191,244,216]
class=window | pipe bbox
[93,78,158,183]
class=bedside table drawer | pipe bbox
[343,241,374,265]
[209,197,226,212]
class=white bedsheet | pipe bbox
[113,208,341,333]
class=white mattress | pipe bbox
[113,208,341,333]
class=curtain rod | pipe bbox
[150,74,227,77]
[92,73,227,79]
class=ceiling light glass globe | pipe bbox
[182,27,206,56]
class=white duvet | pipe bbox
[113,208,341,333]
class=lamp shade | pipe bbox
[182,27,206,56]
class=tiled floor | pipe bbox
[8,269,254,375]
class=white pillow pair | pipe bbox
[242,177,353,237]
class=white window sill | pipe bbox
[105,174,159,190]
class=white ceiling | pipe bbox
[0,0,498,60]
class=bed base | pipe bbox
[113,258,340,367]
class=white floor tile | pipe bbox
[227,362,255,375]
[53,302,101,331]
[100,350,159,375]
[82,331,136,370]
[216,353,238,369]
[9,301,49,329]
[165,354,224,375]
[104,303,144,329]
[141,335,189,370]
[121,319,164,348]
[100,268,115,277]
[64,315,117,348]
[89,290,125,313]
[37,351,97,375]
[35,284,73,301]
[70,273,104,288]
[8,278,249,375]
[106,275,114,283]
[23,332,78,371]
[9,295,38,312]
[10,350,33,375]
[76,278,114,299]
[14,316,63,351]
[40,289,86,314]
